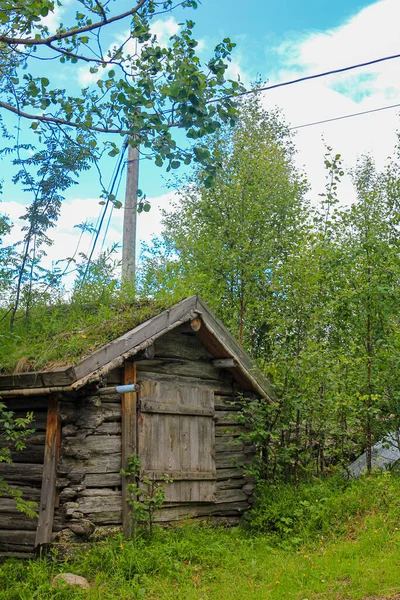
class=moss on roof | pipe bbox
[0,298,174,375]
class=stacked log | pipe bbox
[0,397,46,557]
[54,384,123,542]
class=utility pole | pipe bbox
[122,141,139,283]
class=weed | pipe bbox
[121,454,172,537]
[1,472,400,599]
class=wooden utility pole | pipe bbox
[122,142,139,282]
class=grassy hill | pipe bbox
[1,472,400,599]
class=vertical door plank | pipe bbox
[35,394,60,548]
[138,381,216,503]
[121,361,137,538]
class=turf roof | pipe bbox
[0,298,173,376]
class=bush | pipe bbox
[245,471,400,546]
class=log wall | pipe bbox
[0,397,47,557]
[54,383,123,543]
[0,323,256,552]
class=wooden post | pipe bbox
[35,394,60,548]
[121,361,137,538]
[122,143,139,283]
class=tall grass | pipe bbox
[1,472,400,599]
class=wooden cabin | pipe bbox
[0,296,274,557]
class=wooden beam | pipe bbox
[135,345,155,361]
[121,361,137,539]
[141,401,214,417]
[211,358,237,369]
[35,394,60,549]
[195,297,277,400]
[190,317,202,332]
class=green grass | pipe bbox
[0,296,173,375]
[1,472,400,599]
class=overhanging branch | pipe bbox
[0,0,149,47]
[0,101,129,133]
[0,100,183,133]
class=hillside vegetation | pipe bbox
[1,472,399,599]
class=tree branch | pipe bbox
[46,40,126,68]
[0,101,182,133]
[0,101,129,133]
[0,0,149,46]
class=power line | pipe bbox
[289,101,400,131]
[100,159,127,254]
[80,142,128,286]
[216,52,400,104]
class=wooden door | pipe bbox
[138,380,216,503]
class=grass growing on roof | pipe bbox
[0,293,174,375]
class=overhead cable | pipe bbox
[289,101,400,131]
[80,141,128,286]
[216,51,400,103]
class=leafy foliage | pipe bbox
[0,402,37,517]
[140,93,308,344]
[1,473,400,599]
[140,97,400,482]
[0,0,243,175]
[121,454,172,537]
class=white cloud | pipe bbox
[78,16,182,86]
[1,192,177,285]
[260,0,400,200]
[225,53,249,85]
[150,16,180,46]
[39,0,67,34]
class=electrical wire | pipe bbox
[100,158,127,254]
[86,153,122,253]
[211,52,400,105]
[289,101,400,131]
[80,141,128,286]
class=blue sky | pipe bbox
[3,0,400,275]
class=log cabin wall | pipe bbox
[0,396,47,557]
[53,324,255,542]
[0,322,257,554]
[136,324,255,523]
[54,374,123,543]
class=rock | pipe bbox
[53,528,79,544]
[52,573,90,590]
[60,488,78,500]
[62,424,79,437]
[64,502,80,516]
[69,519,95,539]
[71,511,84,519]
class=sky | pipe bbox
[2,0,400,281]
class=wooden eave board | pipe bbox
[0,295,275,400]
[194,297,277,401]
[0,366,77,391]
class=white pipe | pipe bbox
[115,384,139,394]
